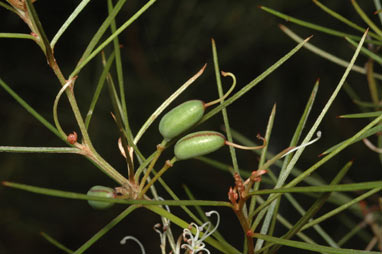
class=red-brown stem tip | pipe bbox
[246,230,255,237]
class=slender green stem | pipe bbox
[0,33,35,39]
[0,146,80,153]
[139,157,177,198]
[85,148,129,185]
[233,207,254,254]
[139,140,167,191]
[134,152,157,182]
[0,1,16,13]
[53,78,76,138]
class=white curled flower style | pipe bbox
[181,210,220,254]
[153,197,174,253]
[282,131,322,158]
[120,236,146,254]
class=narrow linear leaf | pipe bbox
[260,5,382,45]
[0,78,62,140]
[351,0,382,38]
[254,60,382,247]
[255,29,368,249]
[200,35,312,125]
[107,0,127,123]
[2,181,232,207]
[40,232,73,254]
[338,111,382,119]
[279,24,382,80]
[211,39,239,174]
[227,129,361,218]
[74,206,138,254]
[51,0,91,48]
[25,0,53,59]
[345,37,382,65]
[374,0,382,25]
[85,52,115,129]
[70,0,157,78]
[102,52,134,177]
[365,60,380,104]
[249,105,277,226]
[313,0,380,40]
[254,233,381,254]
[250,181,382,196]
[352,99,381,108]
[268,161,352,254]
[106,0,137,166]
[320,123,382,156]
[301,188,381,231]
[74,0,126,69]
[255,81,320,242]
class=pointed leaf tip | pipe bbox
[305,35,314,42]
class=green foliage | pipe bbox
[2,1,382,253]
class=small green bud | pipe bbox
[159,100,205,140]
[87,185,115,210]
[174,131,225,160]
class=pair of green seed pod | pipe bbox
[158,70,239,160]
[158,100,230,160]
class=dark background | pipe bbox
[0,1,381,253]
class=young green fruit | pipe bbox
[174,131,225,160]
[159,100,205,140]
[87,185,115,210]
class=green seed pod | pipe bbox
[87,185,115,210]
[159,100,205,140]
[174,131,225,160]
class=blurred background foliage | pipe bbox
[0,0,381,253]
